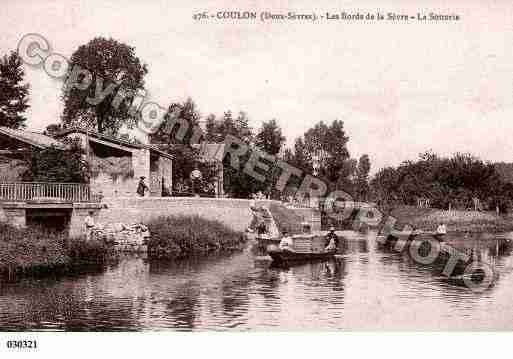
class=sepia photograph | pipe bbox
[1,0,513,353]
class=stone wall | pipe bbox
[98,197,278,232]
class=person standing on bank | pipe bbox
[137,176,149,197]
[85,210,95,241]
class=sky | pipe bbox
[1,0,513,174]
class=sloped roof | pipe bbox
[0,126,64,149]
[56,127,173,159]
[151,143,225,162]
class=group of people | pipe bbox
[278,226,340,252]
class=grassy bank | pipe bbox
[0,223,111,278]
[146,215,244,259]
[385,205,513,233]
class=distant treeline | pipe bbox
[371,151,513,213]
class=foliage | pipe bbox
[61,37,148,134]
[303,120,350,185]
[285,120,360,197]
[146,215,244,259]
[371,152,513,212]
[0,223,70,275]
[151,97,201,145]
[43,123,63,137]
[0,224,112,277]
[386,205,513,233]
[255,119,285,156]
[0,51,29,129]
[355,154,371,201]
[22,138,90,183]
[203,109,270,198]
[68,238,110,264]
[156,144,217,195]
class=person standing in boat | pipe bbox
[325,226,339,250]
[257,220,267,235]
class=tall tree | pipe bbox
[151,97,201,145]
[61,37,148,134]
[204,113,218,142]
[0,51,29,129]
[235,111,253,144]
[302,120,352,190]
[355,154,371,201]
[255,119,285,156]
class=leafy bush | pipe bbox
[0,224,112,277]
[68,237,111,263]
[0,223,70,275]
[146,215,244,259]
[22,137,89,183]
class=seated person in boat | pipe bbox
[279,231,293,250]
[301,222,312,234]
[436,223,447,235]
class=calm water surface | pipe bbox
[1,231,513,331]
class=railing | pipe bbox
[0,182,99,203]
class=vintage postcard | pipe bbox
[0,0,512,353]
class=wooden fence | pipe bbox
[0,182,99,203]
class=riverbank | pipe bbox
[0,223,111,279]
[146,215,245,259]
[385,205,513,233]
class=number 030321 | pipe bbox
[6,340,37,349]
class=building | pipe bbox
[0,126,173,198]
[0,126,175,235]
[55,128,173,198]
[0,126,65,182]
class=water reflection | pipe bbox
[0,231,513,330]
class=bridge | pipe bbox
[0,182,102,237]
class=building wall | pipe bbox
[90,172,138,197]
[159,157,173,195]
[99,197,278,232]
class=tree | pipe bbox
[235,111,253,144]
[370,151,508,211]
[155,144,217,196]
[151,97,201,144]
[355,154,371,201]
[255,119,285,156]
[301,120,353,191]
[204,114,218,142]
[61,37,148,134]
[43,123,63,137]
[0,51,29,129]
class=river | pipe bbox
[1,231,513,331]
